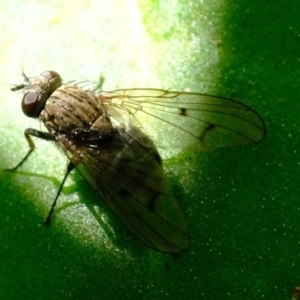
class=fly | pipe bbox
[7,70,266,254]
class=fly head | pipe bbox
[13,71,62,118]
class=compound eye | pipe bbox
[21,91,39,117]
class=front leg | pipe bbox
[6,128,55,171]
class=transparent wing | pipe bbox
[100,88,266,156]
[59,126,190,254]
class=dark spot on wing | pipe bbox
[146,193,162,212]
[199,123,216,141]
[179,108,187,116]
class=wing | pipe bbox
[100,88,266,156]
[58,126,190,254]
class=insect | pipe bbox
[7,70,265,254]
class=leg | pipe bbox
[45,162,75,226]
[6,128,55,171]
